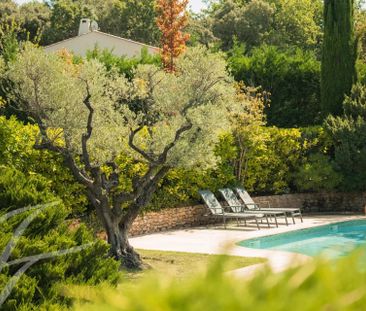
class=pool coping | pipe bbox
[238,218,366,248]
[130,214,366,277]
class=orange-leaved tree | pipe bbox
[156,0,190,72]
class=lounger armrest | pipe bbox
[229,205,245,212]
[209,207,224,215]
[245,203,260,210]
[258,200,271,209]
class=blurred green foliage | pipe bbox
[72,250,366,311]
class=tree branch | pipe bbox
[157,122,192,163]
[147,165,171,194]
[182,77,223,116]
[119,165,170,226]
[121,119,193,206]
[34,141,94,188]
[128,126,156,163]
[80,82,93,171]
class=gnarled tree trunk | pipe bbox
[92,197,143,270]
[106,220,143,270]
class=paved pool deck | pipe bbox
[130,214,366,277]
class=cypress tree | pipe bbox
[321,0,357,116]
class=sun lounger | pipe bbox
[234,187,303,224]
[219,188,288,226]
[198,190,270,230]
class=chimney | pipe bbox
[78,18,91,36]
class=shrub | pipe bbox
[0,166,120,311]
[72,250,366,311]
[293,153,342,192]
[291,126,341,192]
[145,125,339,210]
[146,125,336,210]
[215,126,335,195]
[0,165,55,209]
[325,83,366,191]
[147,166,236,211]
[86,47,161,79]
[357,60,366,84]
[0,116,88,215]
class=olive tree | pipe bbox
[6,44,238,269]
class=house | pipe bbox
[44,19,159,57]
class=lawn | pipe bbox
[122,249,266,281]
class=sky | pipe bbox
[14,0,208,13]
[188,0,207,13]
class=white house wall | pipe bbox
[44,31,158,58]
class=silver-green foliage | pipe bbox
[7,44,236,169]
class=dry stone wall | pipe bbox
[129,205,221,236]
[254,192,366,214]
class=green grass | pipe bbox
[122,249,266,281]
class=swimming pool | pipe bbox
[238,219,366,259]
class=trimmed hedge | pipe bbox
[0,116,342,213]
[228,45,321,127]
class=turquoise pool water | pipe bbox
[239,219,366,259]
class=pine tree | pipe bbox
[156,0,190,72]
[321,0,357,116]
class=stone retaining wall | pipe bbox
[254,192,366,214]
[129,192,366,236]
[129,205,220,236]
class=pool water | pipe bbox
[239,219,366,259]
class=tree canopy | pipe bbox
[0,0,160,46]
[156,0,190,72]
[193,0,322,52]
[321,0,357,116]
[5,43,240,268]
